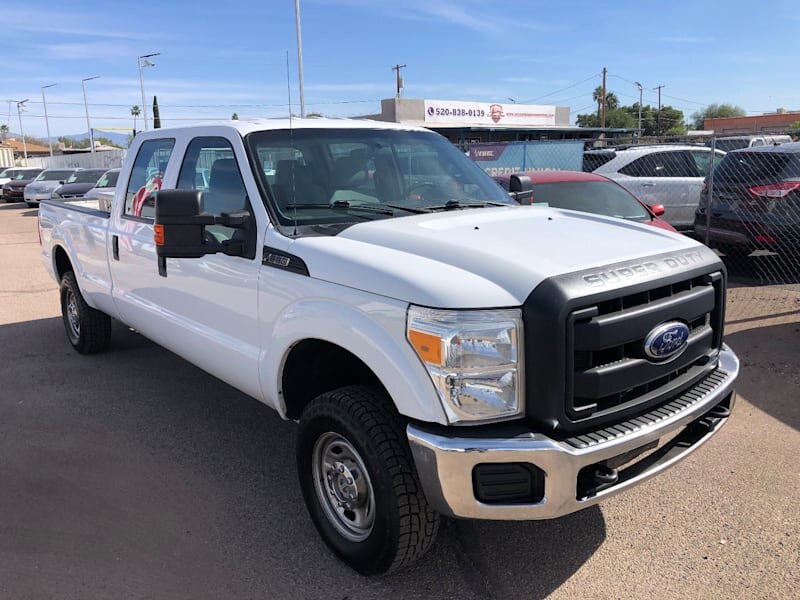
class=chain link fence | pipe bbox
[468,137,800,319]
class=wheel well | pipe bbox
[54,246,73,280]
[282,339,385,420]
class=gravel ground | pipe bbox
[1,201,797,599]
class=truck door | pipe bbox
[109,134,264,401]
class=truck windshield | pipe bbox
[245,128,514,231]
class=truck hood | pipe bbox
[291,206,719,308]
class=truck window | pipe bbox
[124,138,175,220]
[177,136,250,243]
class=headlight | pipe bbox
[407,306,523,423]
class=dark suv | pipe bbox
[694,142,800,258]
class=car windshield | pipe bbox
[67,170,105,184]
[35,170,74,182]
[714,139,750,153]
[95,170,119,188]
[714,152,800,184]
[0,168,13,178]
[9,170,40,180]
[246,128,514,232]
[531,180,650,222]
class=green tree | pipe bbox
[152,96,161,129]
[577,92,685,136]
[591,86,620,119]
[0,124,8,142]
[131,105,141,133]
[789,120,800,140]
[231,112,239,120]
[690,103,746,130]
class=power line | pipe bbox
[518,73,601,104]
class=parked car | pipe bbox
[710,135,793,153]
[694,142,800,258]
[23,168,77,208]
[50,168,108,202]
[492,170,677,232]
[83,168,120,211]
[591,145,726,231]
[1,168,44,202]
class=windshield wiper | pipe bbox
[284,200,394,215]
[423,199,513,211]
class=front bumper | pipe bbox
[408,345,738,520]
[24,191,52,203]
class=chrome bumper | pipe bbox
[408,345,738,520]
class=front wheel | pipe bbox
[297,385,439,575]
[60,272,112,354]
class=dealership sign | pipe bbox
[423,100,556,126]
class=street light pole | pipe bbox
[635,81,643,142]
[81,76,100,154]
[138,53,160,131]
[294,0,306,117]
[16,99,29,163]
[41,83,56,157]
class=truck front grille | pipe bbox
[521,252,727,435]
[566,272,724,422]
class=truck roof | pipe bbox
[137,117,430,138]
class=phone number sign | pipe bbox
[424,100,556,126]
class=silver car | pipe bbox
[24,168,78,208]
[83,168,120,211]
[592,145,726,231]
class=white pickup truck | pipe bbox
[38,119,739,574]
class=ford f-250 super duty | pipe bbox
[38,119,739,575]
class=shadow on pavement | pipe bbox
[0,316,605,599]
[725,321,800,432]
[723,252,800,286]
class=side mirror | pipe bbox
[649,203,666,217]
[509,174,534,204]
[154,190,214,259]
[154,189,256,263]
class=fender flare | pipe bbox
[260,297,448,425]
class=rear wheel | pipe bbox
[25,202,37,208]
[60,272,111,354]
[297,385,439,575]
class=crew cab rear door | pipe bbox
[109,130,265,400]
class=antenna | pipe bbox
[286,51,298,237]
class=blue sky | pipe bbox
[3,0,799,138]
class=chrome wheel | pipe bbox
[66,290,80,340]
[312,432,376,542]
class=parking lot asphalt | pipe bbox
[1,201,798,600]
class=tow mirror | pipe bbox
[154,189,256,266]
[509,174,534,204]
[154,190,214,259]
[649,203,666,217]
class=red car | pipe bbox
[492,170,677,232]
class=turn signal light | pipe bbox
[408,329,443,366]
[154,224,165,246]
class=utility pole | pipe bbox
[294,0,306,117]
[392,64,407,98]
[635,81,643,142]
[138,53,160,131]
[16,99,29,163]
[600,66,607,128]
[41,84,56,157]
[653,84,664,139]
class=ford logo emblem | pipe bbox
[643,321,690,361]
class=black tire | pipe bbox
[59,272,112,354]
[297,385,439,575]
[25,202,37,208]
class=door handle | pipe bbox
[641,182,657,187]
[112,235,119,260]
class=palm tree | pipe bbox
[130,105,141,133]
[0,124,8,142]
